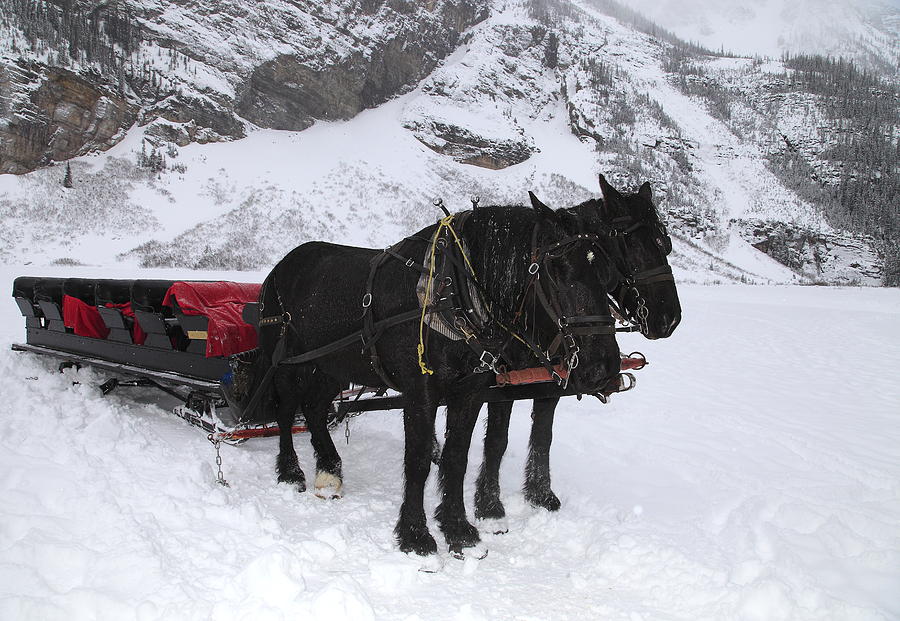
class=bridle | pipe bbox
[601,210,675,335]
[509,223,617,387]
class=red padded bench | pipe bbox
[163,281,261,358]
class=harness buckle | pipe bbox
[406,258,414,268]
[361,293,373,308]
[528,262,540,275]
[477,350,499,373]
[551,369,568,388]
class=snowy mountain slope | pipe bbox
[0,0,890,285]
[621,0,900,79]
[567,3,887,285]
[2,263,899,619]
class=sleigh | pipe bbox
[11,276,646,442]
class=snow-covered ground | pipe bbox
[1,263,898,620]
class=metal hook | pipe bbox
[433,198,451,217]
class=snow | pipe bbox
[2,262,899,619]
[615,0,899,75]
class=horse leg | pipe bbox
[395,385,439,556]
[524,397,561,511]
[302,372,345,498]
[436,393,483,555]
[274,365,306,492]
[474,400,512,520]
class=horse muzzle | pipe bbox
[566,345,621,394]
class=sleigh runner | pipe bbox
[11,275,645,440]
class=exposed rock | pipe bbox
[400,19,551,170]
[235,3,488,130]
[1,0,488,172]
[735,218,883,285]
[0,60,135,174]
[142,96,245,143]
[407,119,536,169]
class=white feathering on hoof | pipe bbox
[414,553,445,574]
[314,471,343,499]
[476,517,509,535]
[450,542,489,561]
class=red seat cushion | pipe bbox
[163,282,261,357]
[63,295,109,339]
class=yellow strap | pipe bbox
[417,214,485,375]
[417,218,448,374]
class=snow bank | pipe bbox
[1,263,898,619]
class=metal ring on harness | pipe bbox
[625,351,647,370]
[528,262,540,275]
[617,372,636,392]
[361,293,373,308]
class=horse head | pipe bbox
[523,194,621,393]
[590,174,681,339]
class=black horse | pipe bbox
[474,175,682,521]
[233,201,622,555]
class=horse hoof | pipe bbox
[277,472,306,493]
[414,554,445,573]
[397,528,438,557]
[314,471,343,499]
[476,517,508,535]
[474,501,506,521]
[449,542,489,561]
[526,490,561,512]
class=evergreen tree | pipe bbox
[62,162,73,188]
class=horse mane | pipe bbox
[461,206,537,329]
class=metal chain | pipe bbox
[632,286,649,335]
[208,433,230,487]
[345,418,351,445]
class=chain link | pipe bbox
[345,418,351,445]
[208,434,230,487]
[632,286,650,335]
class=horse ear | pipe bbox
[598,173,619,204]
[528,191,555,221]
[638,181,652,200]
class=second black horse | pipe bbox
[474,175,682,521]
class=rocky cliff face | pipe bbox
[0,0,489,172]
[735,219,883,285]
[0,60,136,174]
[236,1,487,131]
